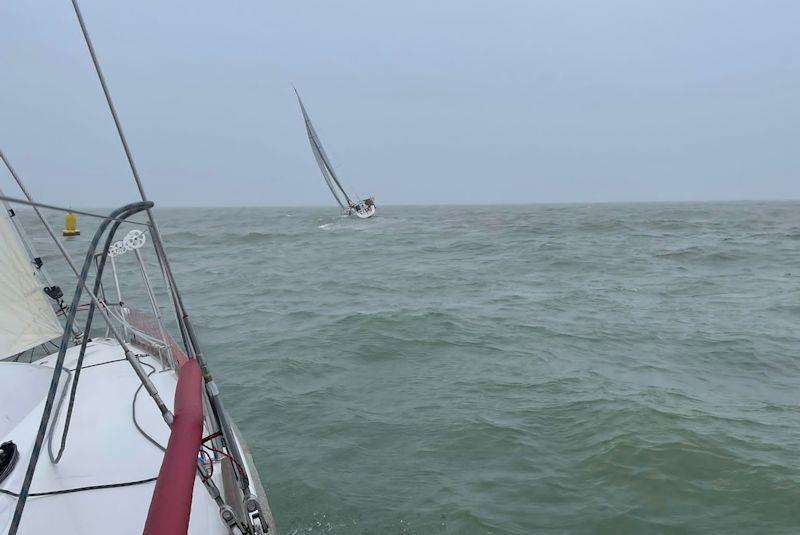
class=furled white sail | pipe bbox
[0,207,62,359]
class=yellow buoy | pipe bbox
[63,211,80,236]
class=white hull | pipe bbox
[0,339,274,534]
[347,201,376,219]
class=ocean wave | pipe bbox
[655,246,740,263]
[26,203,800,535]
[163,230,203,240]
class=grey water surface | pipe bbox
[32,202,800,534]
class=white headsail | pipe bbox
[0,206,62,359]
[293,88,355,208]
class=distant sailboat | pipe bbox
[293,88,376,219]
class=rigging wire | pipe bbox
[0,195,150,227]
[68,0,198,365]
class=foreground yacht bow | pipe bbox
[0,195,277,535]
[1,2,276,534]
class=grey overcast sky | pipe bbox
[1,1,798,207]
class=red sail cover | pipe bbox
[143,359,203,535]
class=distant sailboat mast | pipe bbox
[293,88,355,208]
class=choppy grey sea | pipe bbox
[28,202,800,533]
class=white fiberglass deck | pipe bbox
[0,339,228,534]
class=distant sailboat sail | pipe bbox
[293,88,376,218]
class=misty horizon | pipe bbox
[2,1,798,207]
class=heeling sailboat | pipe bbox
[293,88,376,219]
[0,1,275,534]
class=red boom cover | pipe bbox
[143,358,203,535]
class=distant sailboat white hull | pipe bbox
[347,198,376,219]
[294,88,377,219]
[352,204,376,219]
